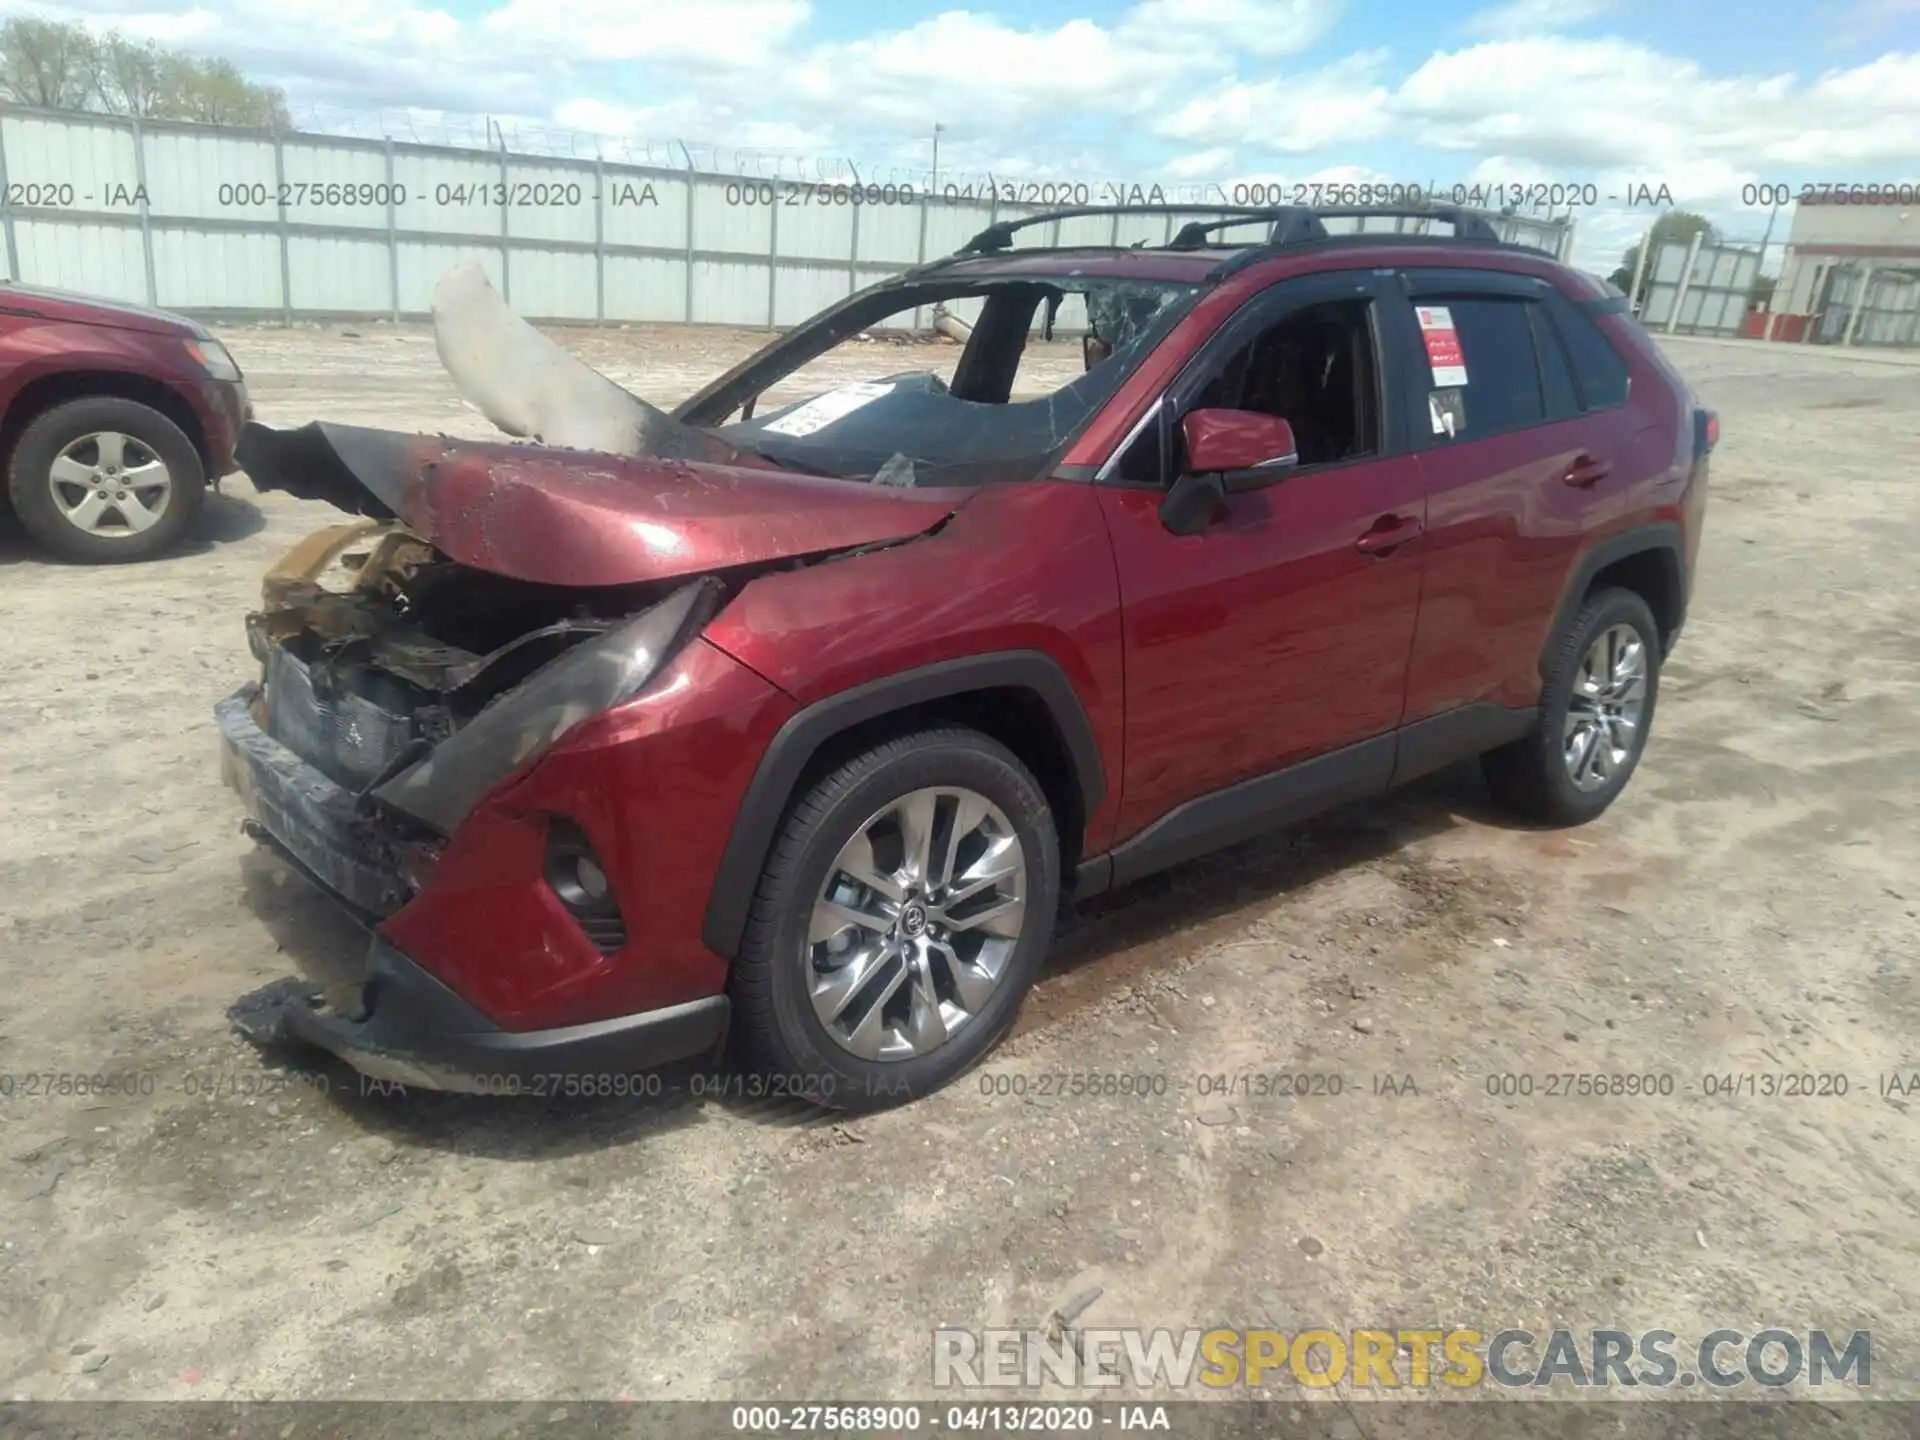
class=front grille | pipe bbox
[264,645,417,790]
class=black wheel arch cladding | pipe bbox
[1546,522,1685,675]
[702,650,1103,961]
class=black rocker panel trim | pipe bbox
[1073,702,1538,899]
[1390,702,1538,787]
[1105,732,1396,891]
[702,650,1106,960]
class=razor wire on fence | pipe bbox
[281,101,1215,199]
[0,98,1572,327]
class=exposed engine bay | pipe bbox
[247,519,668,791]
[226,519,728,916]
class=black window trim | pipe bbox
[1527,298,1581,423]
[1094,270,1402,490]
[1540,289,1632,414]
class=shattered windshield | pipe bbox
[712,277,1200,487]
[343,262,1199,497]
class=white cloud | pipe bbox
[1161,146,1237,179]
[9,0,1919,222]
[782,10,1175,124]
[1119,0,1344,58]
[105,7,222,43]
[1463,0,1617,37]
[479,0,810,63]
[1834,0,1920,43]
[1391,38,1920,175]
[1155,52,1391,151]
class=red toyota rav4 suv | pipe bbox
[219,205,1713,1109]
[0,281,249,561]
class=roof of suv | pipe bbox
[928,248,1246,284]
[908,203,1578,291]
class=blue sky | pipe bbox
[12,0,1920,268]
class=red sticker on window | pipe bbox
[1416,305,1468,387]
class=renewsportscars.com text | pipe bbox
[932,1327,1872,1390]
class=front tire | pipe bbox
[7,397,205,563]
[729,727,1060,1111]
[1483,586,1662,826]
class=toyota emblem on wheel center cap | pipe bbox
[901,902,928,939]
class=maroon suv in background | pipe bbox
[0,281,249,562]
[218,204,1714,1110]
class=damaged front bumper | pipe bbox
[216,685,414,918]
[216,685,728,1092]
[265,938,729,1094]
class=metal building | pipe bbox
[1769,194,1920,346]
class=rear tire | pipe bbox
[729,726,1060,1112]
[7,396,205,563]
[1482,587,1661,826]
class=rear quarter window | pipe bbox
[1546,295,1631,409]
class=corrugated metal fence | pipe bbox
[0,102,1572,329]
[1813,263,1920,347]
[1639,236,1761,337]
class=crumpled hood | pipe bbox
[236,421,963,587]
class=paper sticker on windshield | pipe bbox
[1416,306,1468,387]
[760,381,896,438]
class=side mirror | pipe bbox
[1182,408,1298,492]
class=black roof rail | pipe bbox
[1167,209,1330,248]
[1204,205,1531,280]
[913,200,1540,280]
[1314,204,1505,243]
[954,204,1304,257]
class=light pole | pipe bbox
[931,122,945,194]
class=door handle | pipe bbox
[1562,454,1613,488]
[1355,515,1422,556]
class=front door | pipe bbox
[1095,270,1430,858]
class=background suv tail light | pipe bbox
[1693,406,1718,458]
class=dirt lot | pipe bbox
[1,319,1916,1410]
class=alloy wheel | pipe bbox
[1563,623,1648,791]
[806,786,1027,1061]
[49,431,173,538]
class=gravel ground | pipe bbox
[0,320,1916,1411]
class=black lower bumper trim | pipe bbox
[278,938,730,1093]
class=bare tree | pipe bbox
[2,17,291,130]
[90,33,166,117]
[157,55,290,129]
[0,17,100,109]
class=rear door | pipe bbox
[1389,269,1620,726]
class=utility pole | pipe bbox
[1756,200,1780,275]
[930,122,945,194]
[1626,222,1654,316]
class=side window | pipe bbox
[1546,295,1631,409]
[1176,298,1381,473]
[1425,297,1544,442]
[1530,303,1581,421]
